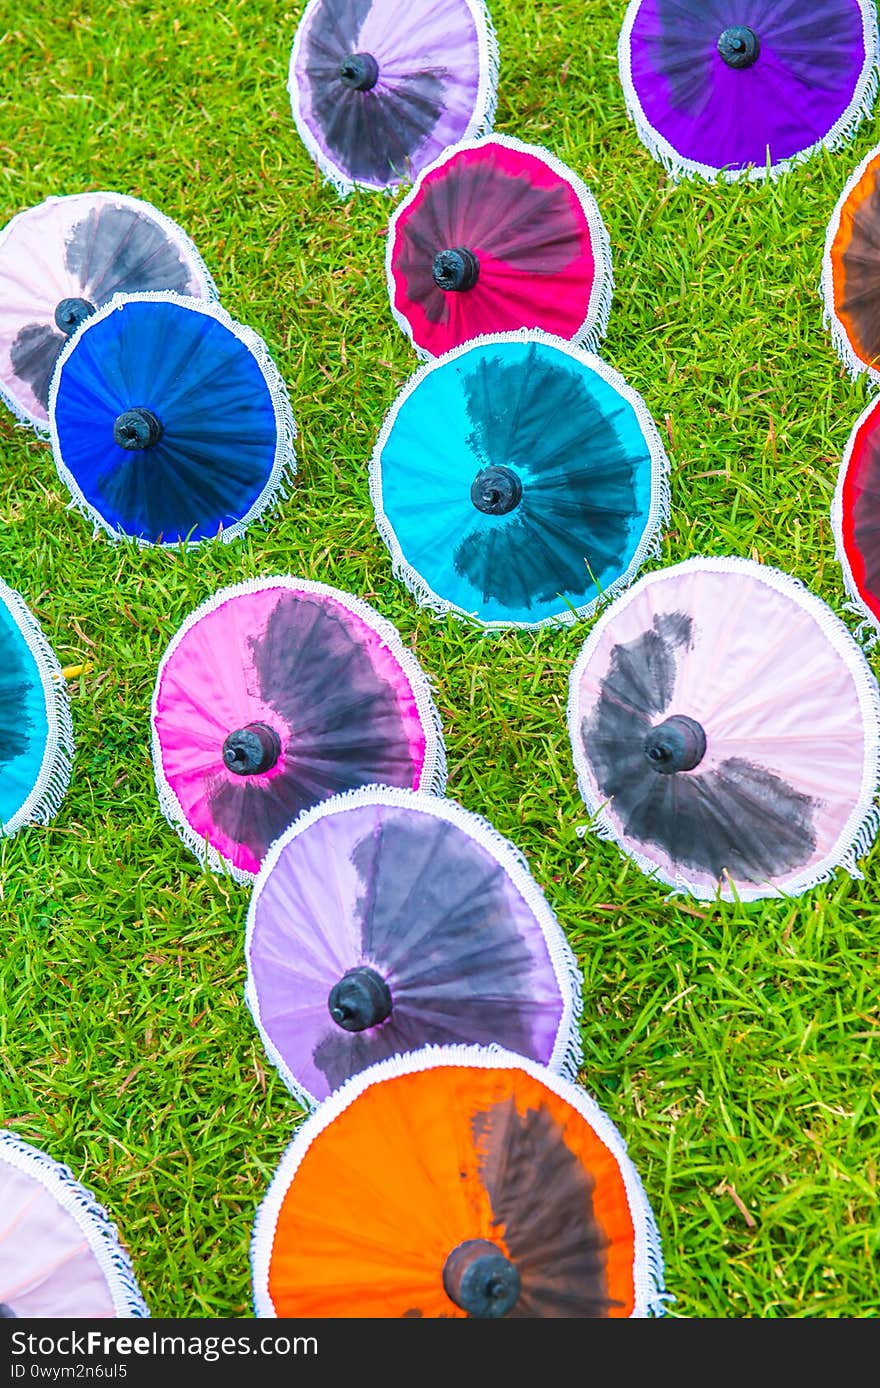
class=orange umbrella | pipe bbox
[251,1046,667,1318]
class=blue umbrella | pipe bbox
[0,576,74,838]
[48,292,296,547]
[369,331,670,628]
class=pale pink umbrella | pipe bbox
[0,191,216,433]
[0,1131,148,1318]
[567,556,880,902]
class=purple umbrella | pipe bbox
[288,0,498,195]
[618,0,880,181]
[244,785,583,1107]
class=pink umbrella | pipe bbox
[0,1130,148,1318]
[567,556,880,902]
[385,135,613,358]
[151,577,447,881]
[0,192,216,433]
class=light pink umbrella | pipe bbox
[567,556,880,902]
[0,1130,148,1318]
[0,191,216,433]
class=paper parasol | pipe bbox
[244,785,583,1107]
[385,134,613,358]
[0,191,216,433]
[0,576,73,838]
[567,556,880,902]
[151,577,447,881]
[288,0,498,195]
[369,331,670,629]
[832,395,880,638]
[822,141,880,381]
[0,1130,148,1317]
[618,0,880,182]
[251,1046,667,1318]
[48,292,295,547]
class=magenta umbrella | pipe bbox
[386,135,613,358]
[0,1130,148,1318]
[151,577,447,881]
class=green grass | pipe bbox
[1,0,880,1320]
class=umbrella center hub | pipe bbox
[644,715,706,774]
[113,406,163,451]
[328,966,392,1032]
[470,465,522,516]
[432,247,480,293]
[54,296,96,335]
[339,52,379,91]
[222,722,282,776]
[717,25,760,69]
[443,1240,521,1318]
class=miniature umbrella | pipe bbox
[288,0,498,195]
[0,191,216,433]
[0,575,73,838]
[48,292,296,547]
[822,142,880,381]
[251,1045,667,1318]
[385,135,613,358]
[567,556,880,902]
[370,332,670,628]
[245,785,582,1107]
[0,1130,148,1317]
[832,396,880,636]
[151,577,447,882]
[618,0,880,182]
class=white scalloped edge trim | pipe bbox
[384,132,614,357]
[566,554,880,903]
[0,191,219,436]
[45,290,296,548]
[243,782,585,1109]
[830,396,880,645]
[0,576,74,839]
[0,1129,150,1318]
[287,0,499,198]
[618,0,880,184]
[150,576,448,885]
[820,140,880,384]
[368,328,670,631]
[250,1042,668,1319]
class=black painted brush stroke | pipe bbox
[312,808,537,1088]
[207,593,414,863]
[581,611,818,884]
[303,0,448,184]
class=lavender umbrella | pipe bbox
[245,786,583,1108]
[288,0,498,195]
[618,0,880,182]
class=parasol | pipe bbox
[369,331,670,629]
[618,0,880,182]
[151,577,446,882]
[0,575,74,839]
[822,141,880,381]
[0,1130,148,1317]
[385,134,613,358]
[567,556,880,902]
[288,0,498,195]
[0,191,216,433]
[832,395,880,638]
[244,785,583,1107]
[251,1045,668,1318]
[48,291,295,547]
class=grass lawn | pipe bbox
[2,0,879,1320]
